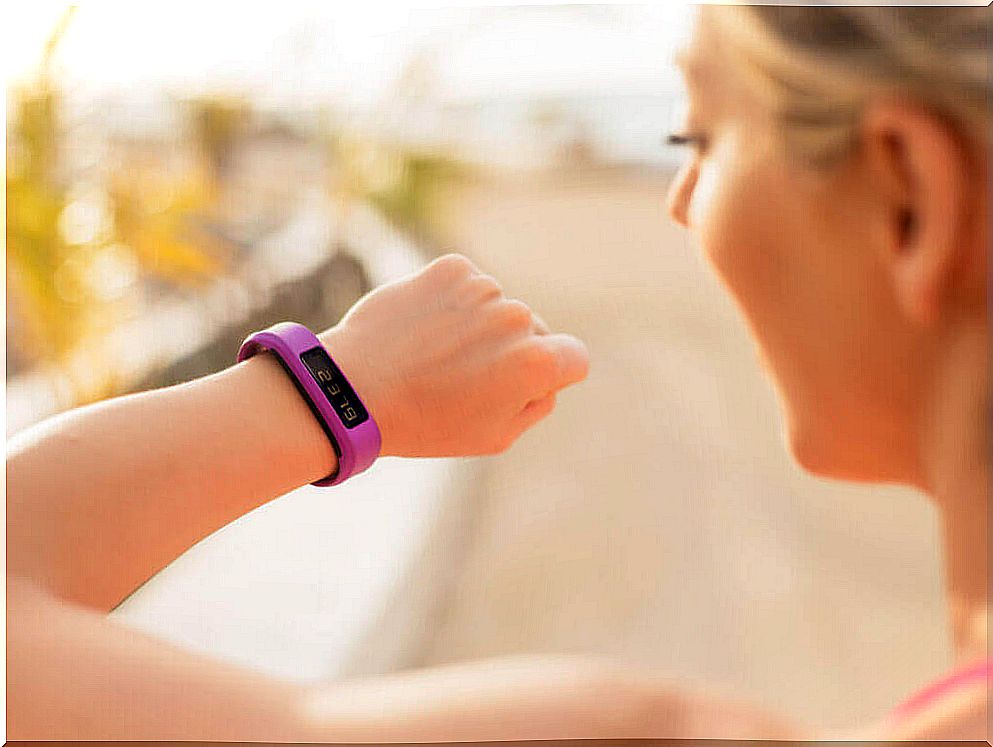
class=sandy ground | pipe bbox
[368,166,951,730]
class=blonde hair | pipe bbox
[701,4,991,166]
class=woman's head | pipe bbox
[666,6,988,489]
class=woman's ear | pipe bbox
[860,100,980,326]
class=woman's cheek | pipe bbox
[691,147,789,334]
[686,157,718,232]
[690,155,744,283]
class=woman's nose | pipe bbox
[666,161,697,228]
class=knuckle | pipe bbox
[430,253,475,279]
[494,299,533,331]
[473,273,503,296]
[457,273,502,308]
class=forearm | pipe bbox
[7,332,344,611]
[7,579,311,741]
[8,580,647,742]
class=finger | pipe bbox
[538,333,591,389]
[458,273,503,306]
[424,252,477,283]
[516,392,557,430]
[531,310,551,335]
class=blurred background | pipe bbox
[6,2,949,731]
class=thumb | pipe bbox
[538,333,591,388]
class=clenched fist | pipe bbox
[318,253,590,457]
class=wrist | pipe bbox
[317,324,399,458]
[228,348,340,485]
[237,322,382,485]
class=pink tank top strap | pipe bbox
[888,656,991,724]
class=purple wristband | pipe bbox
[237,322,381,486]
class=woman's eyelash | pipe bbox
[665,132,707,149]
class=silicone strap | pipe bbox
[237,322,381,486]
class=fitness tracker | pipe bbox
[237,322,381,486]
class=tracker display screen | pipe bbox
[300,347,369,429]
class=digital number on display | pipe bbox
[300,347,369,429]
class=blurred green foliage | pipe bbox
[367,150,466,247]
[326,126,468,250]
[6,8,223,401]
[7,9,465,406]
[6,10,78,361]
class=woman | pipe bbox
[7,4,988,741]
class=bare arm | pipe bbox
[7,253,590,612]
[7,579,658,742]
[7,350,338,611]
[7,253,605,740]
[14,575,979,743]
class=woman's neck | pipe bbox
[940,482,988,662]
[920,315,988,662]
